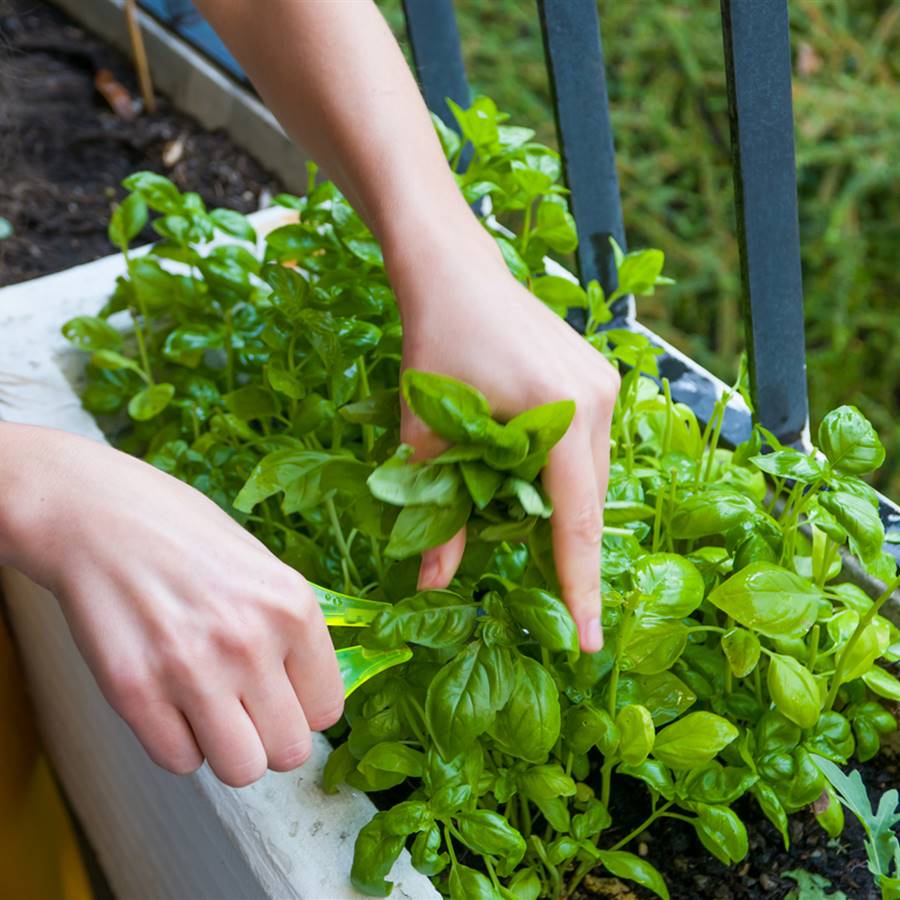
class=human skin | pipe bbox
[0,0,620,787]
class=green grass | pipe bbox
[377,0,900,498]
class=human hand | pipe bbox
[384,222,620,653]
[0,424,343,787]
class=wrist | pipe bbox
[0,424,69,584]
[378,196,505,314]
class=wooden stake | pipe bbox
[124,0,156,114]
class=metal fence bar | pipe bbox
[721,0,808,444]
[537,0,625,299]
[401,0,470,131]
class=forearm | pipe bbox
[194,0,481,260]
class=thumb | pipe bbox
[400,409,467,591]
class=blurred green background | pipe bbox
[377,0,900,497]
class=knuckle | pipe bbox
[268,737,313,772]
[563,503,603,547]
[104,666,154,713]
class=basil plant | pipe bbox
[63,96,899,900]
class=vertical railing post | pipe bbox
[721,0,808,444]
[401,0,470,131]
[537,0,625,301]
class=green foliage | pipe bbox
[64,100,900,900]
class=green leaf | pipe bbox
[233,449,331,514]
[616,704,655,765]
[616,671,697,726]
[310,583,390,627]
[365,590,478,649]
[818,405,885,475]
[533,200,578,253]
[62,315,123,352]
[504,588,578,652]
[820,490,885,564]
[449,864,498,900]
[357,742,425,783]
[620,619,688,675]
[488,655,560,763]
[507,400,575,455]
[108,192,148,247]
[670,490,758,539]
[750,449,825,483]
[784,869,848,900]
[721,628,762,678]
[90,349,144,375]
[862,667,900,702]
[652,712,738,769]
[350,811,407,896]
[455,810,526,864]
[531,275,586,314]
[460,461,505,509]
[564,704,618,755]
[384,492,472,559]
[425,640,514,759]
[162,324,223,367]
[693,804,748,864]
[410,825,448,877]
[707,562,821,638]
[595,850,670,900]
[223,385,280,422]
[518,764,577,800]
[368,446,462,506]
[684,763,757,805]
[122,171,181,214]
[128,383,175,421]
[613,248,666,298]
[402,368,492,443]
[209,208,257,242]
[337,646,412,698]
[633,553,705,618]
[766,653,822,728]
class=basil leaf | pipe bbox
[749,448,825,483]
[707,562,821,638]
[364,590,478,649]
[670,489,757,539]
[488,655,560,763]
[128,383,175,421]
[368,445,462,507]
[615,704,655,765]
[402,368,492,443]
[455,810,526,865]
[505,588,579,652]
[425,641,514,759]
[449,864,497,900]
[633,553,705,618]
[721,627,762,678]
[385,492,472,559]
[595,850,670,900]
[616,671,697,726]
[767,654,822,729]
[693,803,748,864]
[62,315,123,352]
[818,405,885,475]
[652,712,738,769]
[350,811,406,897]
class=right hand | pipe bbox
[1,423,343,787]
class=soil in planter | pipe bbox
[575,729,899,900]
[0,0,281,287]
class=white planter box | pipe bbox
[0,207,436,900]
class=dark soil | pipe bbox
[0,0,280,287]
[576,728,900,900]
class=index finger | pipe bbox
[542,424,604,653]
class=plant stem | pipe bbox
[609,800,674,851]
[326,497,362,589]
[825,574,900,710]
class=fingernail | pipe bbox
[584,617,603,653]
[417,556,439,590]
